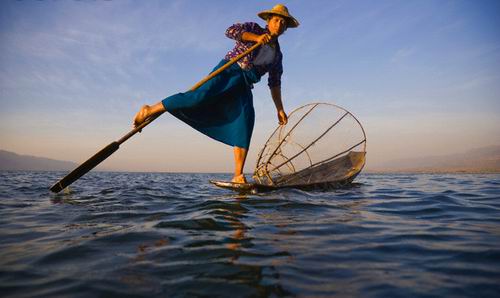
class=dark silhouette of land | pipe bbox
[0,150,77,171]
[2,145,500,173]
[367,145,500,173]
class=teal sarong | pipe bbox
[162,60,261,149]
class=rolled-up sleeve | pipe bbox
[225,22,261,41]
[268,57,283,88]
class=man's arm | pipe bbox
[242,32,272,44]
[270,86,288,125]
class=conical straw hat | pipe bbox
[258,4,299,28]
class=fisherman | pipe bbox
[133,4,299,183]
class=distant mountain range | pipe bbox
[367,145,500,173]
[2,145,500,173]
[0,150,78,171]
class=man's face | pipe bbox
[267,15,287,36]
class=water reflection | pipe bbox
[224,195,248,260]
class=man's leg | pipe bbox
[232,146,248,183]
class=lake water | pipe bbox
[0,171,499,297]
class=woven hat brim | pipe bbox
[258,11,299,28]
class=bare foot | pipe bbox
[133,105,151,128]
[231,174,247,184]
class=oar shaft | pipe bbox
[50,41,263,193]
[118,41,263,145]
[119,41,263,144]
[117,112,164,145]
[49,142,120,193]
[189,42,262,91]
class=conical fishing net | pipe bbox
[253,103,366,188]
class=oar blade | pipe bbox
[50,142,120,193]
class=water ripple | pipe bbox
[0,172,499,297]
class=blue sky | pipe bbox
[1,0,499,172]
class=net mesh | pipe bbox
[253,103,366,187]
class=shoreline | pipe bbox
[364,169,500,174]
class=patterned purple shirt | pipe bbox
[224,22,283,88]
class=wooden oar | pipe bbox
[50,41,263,193]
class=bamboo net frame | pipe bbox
[253,102,367,187]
